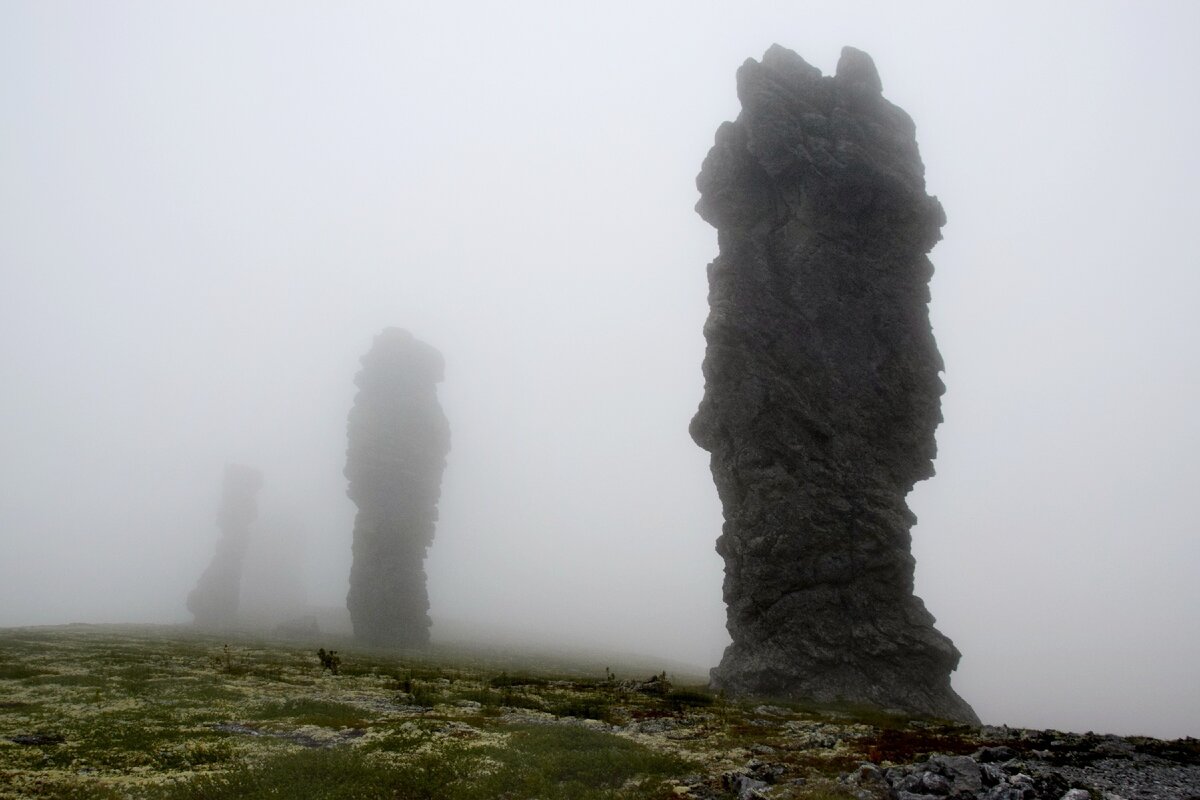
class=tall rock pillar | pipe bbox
[691,45,977,723]
[345,328,450,648]
[187,463,264,628]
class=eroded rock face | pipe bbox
[187,463,264,628]
[691,45,977,723]
[345,328,449,648]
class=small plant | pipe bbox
[210,644,236,673]
[408,682,441,708]
[317,647,341,675]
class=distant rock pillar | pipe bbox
[691,45,978,723]
[345,328,450,648]
[187,463,264,628]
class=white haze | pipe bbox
[1,1,1197,739]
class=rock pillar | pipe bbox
[187,463,264,628]
[345,328,450,647]
[691,45,977,723]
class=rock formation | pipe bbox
[239,514,309,629]
[345,328,450,648]
[691,45,978,723]
[187,463,264,628]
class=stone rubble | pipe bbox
[850,735,1200,800]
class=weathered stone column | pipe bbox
[691,45,977,723]
[187,463,264,628]
[345,328,450,648]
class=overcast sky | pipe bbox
[2,1,1197,739]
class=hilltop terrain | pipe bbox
[1,626,1196,799]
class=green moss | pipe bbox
[489,724,689,793]
[253,697,372,728]
[550,694,620,724]
[489,672,550,688]
[0,662,52,680]
[163,724,687,800]
[183,681,246,705]
[25,672,110,687]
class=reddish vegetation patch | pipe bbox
[861,728,981,764]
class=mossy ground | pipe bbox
[0,625,986,799]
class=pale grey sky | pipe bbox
[2,1,1197,739]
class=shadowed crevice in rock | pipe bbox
[345,328,450,648]
[187,463,264,629]
[692,44,978,724]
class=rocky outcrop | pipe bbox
[187,463,264,628]
[345,328,450,648]
[691,44,977,723]
[842,731,1200,800]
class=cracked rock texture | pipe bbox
[187,463,264,628]
[345,328,449,648]
[691,44,977,724]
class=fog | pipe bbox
[2,2,1197,739]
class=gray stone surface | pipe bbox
[345,328,450,647]
[186,463,264,628]
[851,732,1200,800]
[691,44,977,723]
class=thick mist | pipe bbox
[1,2,1197,739]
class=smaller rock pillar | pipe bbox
[187,463,264,628]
